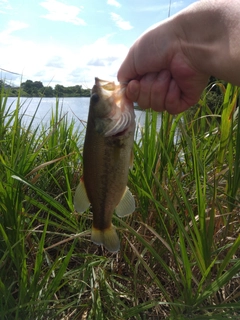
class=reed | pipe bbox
[0,82,239,319]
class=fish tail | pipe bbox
[91,225,120,253]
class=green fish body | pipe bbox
[74,77,135,252]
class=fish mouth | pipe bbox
[94,77,126,104]
[93,77,135,137]
[95,77,116,92]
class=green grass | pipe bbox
[0,82,240,319]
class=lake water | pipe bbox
[6,97,149,135]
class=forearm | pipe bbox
[175,0,240,85]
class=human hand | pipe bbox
[118,21,209,114]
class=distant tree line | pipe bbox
[0,79,91,97]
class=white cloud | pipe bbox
[107,0,121,8]
[0,0,11,13]
[110,13,133,30]
[46,55,65,68]
[0,20,29,43]
[68,35,129,85]
[0,31,128,88]
[2,20,29,33]
[87,56,118,67]
[40,0,86,25]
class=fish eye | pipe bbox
[91,93,99,103]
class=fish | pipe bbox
[74,77,135,252]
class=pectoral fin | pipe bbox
[115,187,135,217]
[74,178,90,213]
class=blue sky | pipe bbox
[0,0,197,88]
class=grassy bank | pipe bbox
[0,82,240,319]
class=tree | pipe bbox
[54,84,65,97]
[21,80,34,95]
[74,85,82,96]
[21,80,44,96]
[43,86,54,97]
[33,81,43,90]
[8,79,91,97]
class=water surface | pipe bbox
[7,97,149,139]
[8,97,147,121]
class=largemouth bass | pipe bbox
[74,77,135,252]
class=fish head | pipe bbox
[88,77,135,137]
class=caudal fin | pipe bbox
[91,225,120,252]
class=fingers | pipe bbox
[134,73,159,109]
[150,70,171,111]
[125,70,171,111]
[125,73,200,114]
[164,79,190,114]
